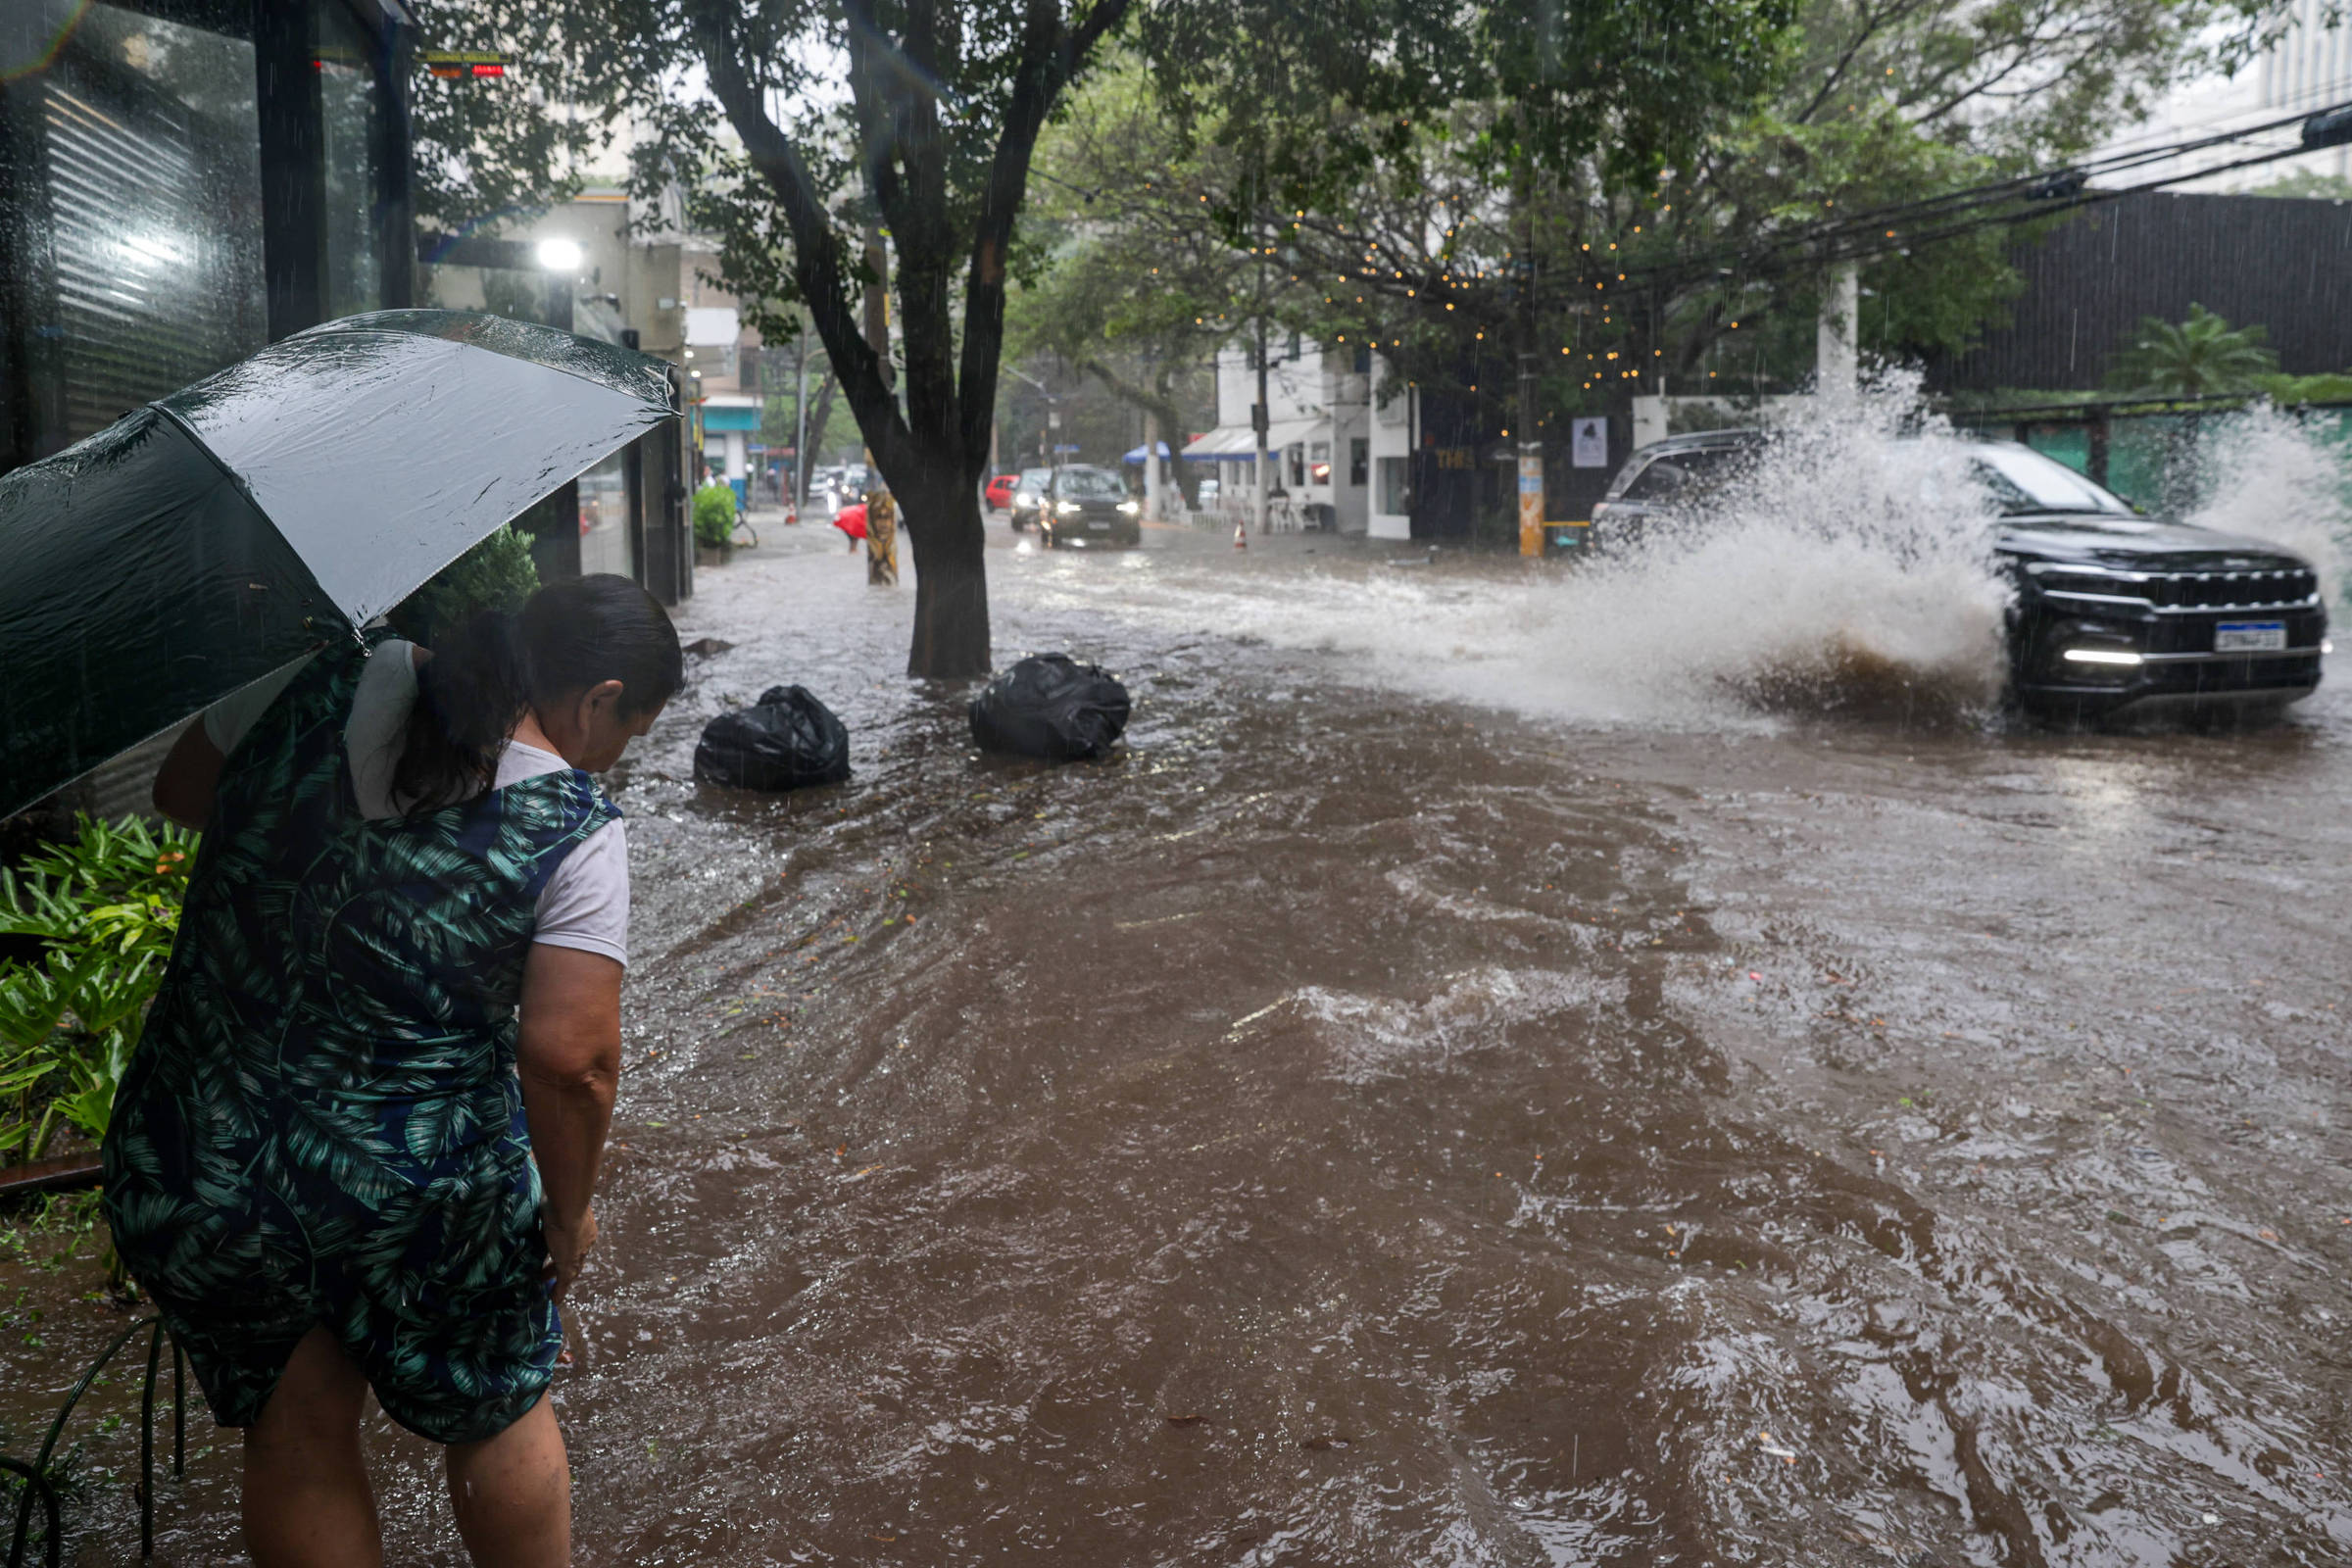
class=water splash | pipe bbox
[2184,404,2352,605]
[1065,376,2015,728]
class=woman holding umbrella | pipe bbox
[102,573,681,1568]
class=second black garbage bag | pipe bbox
[696,685,852,789]
[968,655,1131,761]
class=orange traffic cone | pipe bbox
[1233,521,1247,549]
[784,502,798,526]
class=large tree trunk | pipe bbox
[691,0,1129,679]
[901,471,993,676]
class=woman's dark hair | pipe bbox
[393,573,683,809]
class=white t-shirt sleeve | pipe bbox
[201,658,312,755]
[532,818,630,967]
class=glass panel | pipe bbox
[414,262,569,327]
[3,1,267,452]
[316,1,383,318]
[577,446,634,578]
[1377,456,1409,514]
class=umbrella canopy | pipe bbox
[0,311,679,820]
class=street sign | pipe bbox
[1052,443,1081,454]
[1571,417,1608,468]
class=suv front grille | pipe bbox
[2029,563,2319,612]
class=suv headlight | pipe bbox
[1117,501,1140,514]
[1056,501,1081,514]
[1014,492,1038,507]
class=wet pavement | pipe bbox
[7,514,2352,1566]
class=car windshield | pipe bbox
[1967,446,2133,515]
[1617,445,1752,502]
[1018,469,1052,489]
[1054,468,1127,500]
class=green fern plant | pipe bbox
[0,816,193,1162]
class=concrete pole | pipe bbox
[1143,410,1164,520]
[1253,314,1271,533]
[794,318,808,516]
[1816,260,1859,400]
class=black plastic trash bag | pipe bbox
[968,655,1130,761]
[696,685,852,789]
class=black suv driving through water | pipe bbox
[1589,429,2330,718]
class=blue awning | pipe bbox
[1120,441,1174,462]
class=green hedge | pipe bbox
[693,482,738,548]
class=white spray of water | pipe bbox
[2184,404,2352,604]
[1054,381,2350,728]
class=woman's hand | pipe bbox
[544,1205,598,1299]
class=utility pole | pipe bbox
[1252,221,1271,535]
[794,317,809,517]
[1515,165,1544,558]
[1816,259,1858,400]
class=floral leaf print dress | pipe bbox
[103,642,618,1443]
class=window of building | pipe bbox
[1287,443,1304,487]
[3,0,269,455]
[1286,330,1300,362]
[577,446,634,578]
[1378,456,1410,514]
[1349,437,1369,487]
[317,0,386,318]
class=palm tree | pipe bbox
[2107,304,2280,398]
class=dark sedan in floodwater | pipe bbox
[1590,429,2329,719]
[1037,466,1143,549]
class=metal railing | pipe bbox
[4,1315,185,1568]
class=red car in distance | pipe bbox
[984,473,1018,510]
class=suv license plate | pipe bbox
[1088,519,1111,531]
[2215,620,2286,653]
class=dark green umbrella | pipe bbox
[0,311,680,820]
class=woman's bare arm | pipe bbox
[152,720,225,830]
[516,942,624,1298]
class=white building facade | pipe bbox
[1184,335,1422,539]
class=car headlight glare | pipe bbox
[1056,501,1081,514]
[1117,501,1140,514]
[2061,648,2144,666]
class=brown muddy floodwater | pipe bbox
[6,517,2351,1568]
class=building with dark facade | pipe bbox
[1930,190,2352,392]
[1,0,690,817]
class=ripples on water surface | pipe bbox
[6,493,2350,1565]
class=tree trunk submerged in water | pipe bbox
[902,477,993,678]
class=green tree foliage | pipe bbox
[1031,0,2284,413]
[1006,61,1256,501]
[2108,304,2280,397]
[402,2,611,228]
[2244,170,2352,200]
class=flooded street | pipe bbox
[10,517,2352,1566]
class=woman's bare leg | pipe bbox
[244,1326,381,1568]
[445,1394,570,1568]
